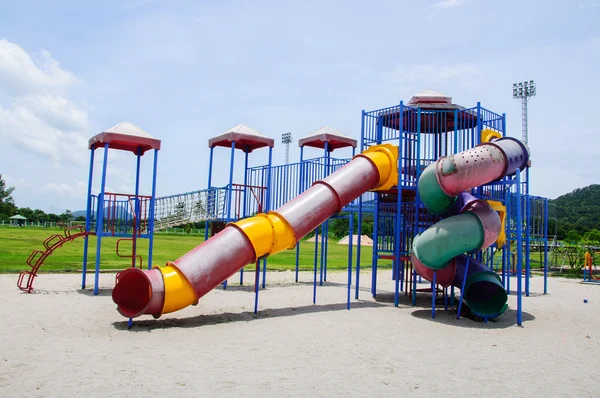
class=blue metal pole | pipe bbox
[262,146,273,289]
[253,259,260,314]
[147,149,159,270]
[93,143,110,295]
[456,256,471,319]
[432,271,436,319]
[324,143,330,282]
[82,148,95,289]
[347,214,353,310]
[313,226,319,304]
[525,167,531,297]
[226,141,236,223]
[204,147,214,241]
[356,195,362,300]
[516,169,523,326]
[295,146,304,282]
[132,147,142,268]
[222,142,236,290]
[544,198,549,294]
[371,193,379,298]
[506,185,511,294]
[240,146,249,286]
[356,111,365,300]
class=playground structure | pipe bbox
[17,123,162,294]
[82,123,161,295]
[583,251,600,283]
[17,89,550,327]
[111,90,550,326]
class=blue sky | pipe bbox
[1,0,599,213]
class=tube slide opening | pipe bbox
[113,268,152,318]
[464,272,508,317]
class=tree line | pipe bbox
[0,174,81,223]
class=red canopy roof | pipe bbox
[208,124,274,153]
[298,126,357,151]
[379,89,478,133]
[88,122,161,155]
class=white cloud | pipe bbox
[0,39,88,166]
[0,39,79,96]
[42,180,88,198]
[433,0,466,9]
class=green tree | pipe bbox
[59,209,74,222]
[555,244,586,274]
[584,229,600,242]
[565,230,582,243]
[0,174,17,219]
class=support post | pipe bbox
[148,149,159,270]
[93,143,110,295]
[516,169,523,326]
[82,148,95,289]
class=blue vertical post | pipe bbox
[453,109,458,153]
[82,148,95,288]
[516,169,523,326]
[240,146,249,285]
[132,147,142,268]
[147,149,159,270]
[313,226,319,304]
[432,271,437,319]
[505,185,511,294]
[323,143,330,282]
[222,142,236,289]
[525,168,531,297]
[204,146,214,241]
[356,195,362,300]
[295,146,304,282]
[262,146,273,289]
[456,256,471,319]
[347,214,353,310]
[253,259,260,314]
[93,143,110,295]
[356,111,365,300]
[544,198,549,294]
[412,106,421,306]
[226,141,236,222]
[371,193,379,297]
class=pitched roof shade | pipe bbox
[88,122,161,155]
[298,126,357,150]
[9,214,27,220]
[208,124,275,153]
[379,89,478,133]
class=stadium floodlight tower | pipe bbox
[512,80,536,144]
[281,132,292,164]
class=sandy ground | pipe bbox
[1,270,599,397]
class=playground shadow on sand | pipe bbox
[24,287,114,297]
[410,307,536,329]
[112,300,385,332]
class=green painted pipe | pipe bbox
[412,212,485,270]
[417,163,455,214]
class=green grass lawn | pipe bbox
[0,227,389,273]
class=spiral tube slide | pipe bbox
[112,144,398,318]
[411,137,529,317]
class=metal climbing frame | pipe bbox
[83,124,161,297]
[360,98,549,323]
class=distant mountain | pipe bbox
[72,210,87,218]
[550,184,600,236]
[71,203,133,220]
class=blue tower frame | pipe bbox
[82,123,161,295]
[360,91,549,325]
